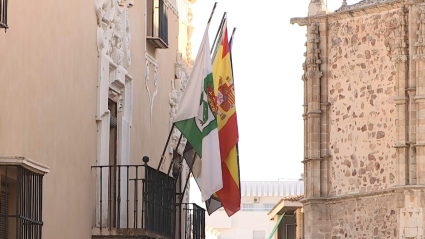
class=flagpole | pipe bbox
[167,133,183,175]
[180,153,198,204]
[157,123,175,170]
[207,2,218,25]
[159,3,218,172]
[229,27,236,43]
[210,12,227,55]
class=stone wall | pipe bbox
[328,10,400,196]
[329,193,398,238]
[328,188,425,239]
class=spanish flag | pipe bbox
[211,20,240,217]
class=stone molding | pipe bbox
[0,156,50,174]
[301,185,425,205]
[145,53,158,126]
[94,1,134,228]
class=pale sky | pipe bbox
[188,0,355,183]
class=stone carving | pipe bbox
[145,54,158,125]
[400,208,424,238]
[414,4,425,61]
[95,0,133,69]
[187,7,194,64]
[337,0,399,12]
[118,88,124,113]
[392,6,409,63]
[304,23,322,80]
[290,17,309,27]
[170,53,189,155]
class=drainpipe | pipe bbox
[268,211,286,239]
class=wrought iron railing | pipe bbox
[92,158,176,238]
[0,165,44,239]
[0,0,7,29]
[179,203,205,239]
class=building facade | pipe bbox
[292,0,425,238]
[206,181,304,239]
[0,0,200,238]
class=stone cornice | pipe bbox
[290,0,417,26]
[301,185,425,205]
[0,156,50,174]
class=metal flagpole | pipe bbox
[180,152,198,204]
[167,133,183,175]
[157,123,175,170]
[210,12,227,55]
[229,27,236,44]
[158,3,217,171]
[208,2,218,24]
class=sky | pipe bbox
[188,0,358,204]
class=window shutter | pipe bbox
[159,0,168,45]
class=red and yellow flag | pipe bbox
[212,22,240,217]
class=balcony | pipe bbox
[92,158,205,239]
[179,203,205,239]
[0,157,49,239]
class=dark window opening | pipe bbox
[108,99,118,228]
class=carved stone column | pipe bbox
[408,3,418,184]
[414,3,425,184]
[318,20,330,197]
[393,6,410,186]
[305,23,323,198]
[303,22,331,239]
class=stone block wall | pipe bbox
[327,10,400,196]
[329,193,398,238]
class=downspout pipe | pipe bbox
[268,211,286,239]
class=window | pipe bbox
[147,0,168,49]
[0,164,46,239]
[264,203,275,211]
[0,0,8,30]
[253,230,265,239]
[241,203,254,211]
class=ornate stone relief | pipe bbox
[145,53,158,125]
[305,23,323,80]
[170,53,189,155]
[399,191,424,239]
[95,0,133,69]
[169,53,191,202]
[414,4,425,61]
[392,6,409,63]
